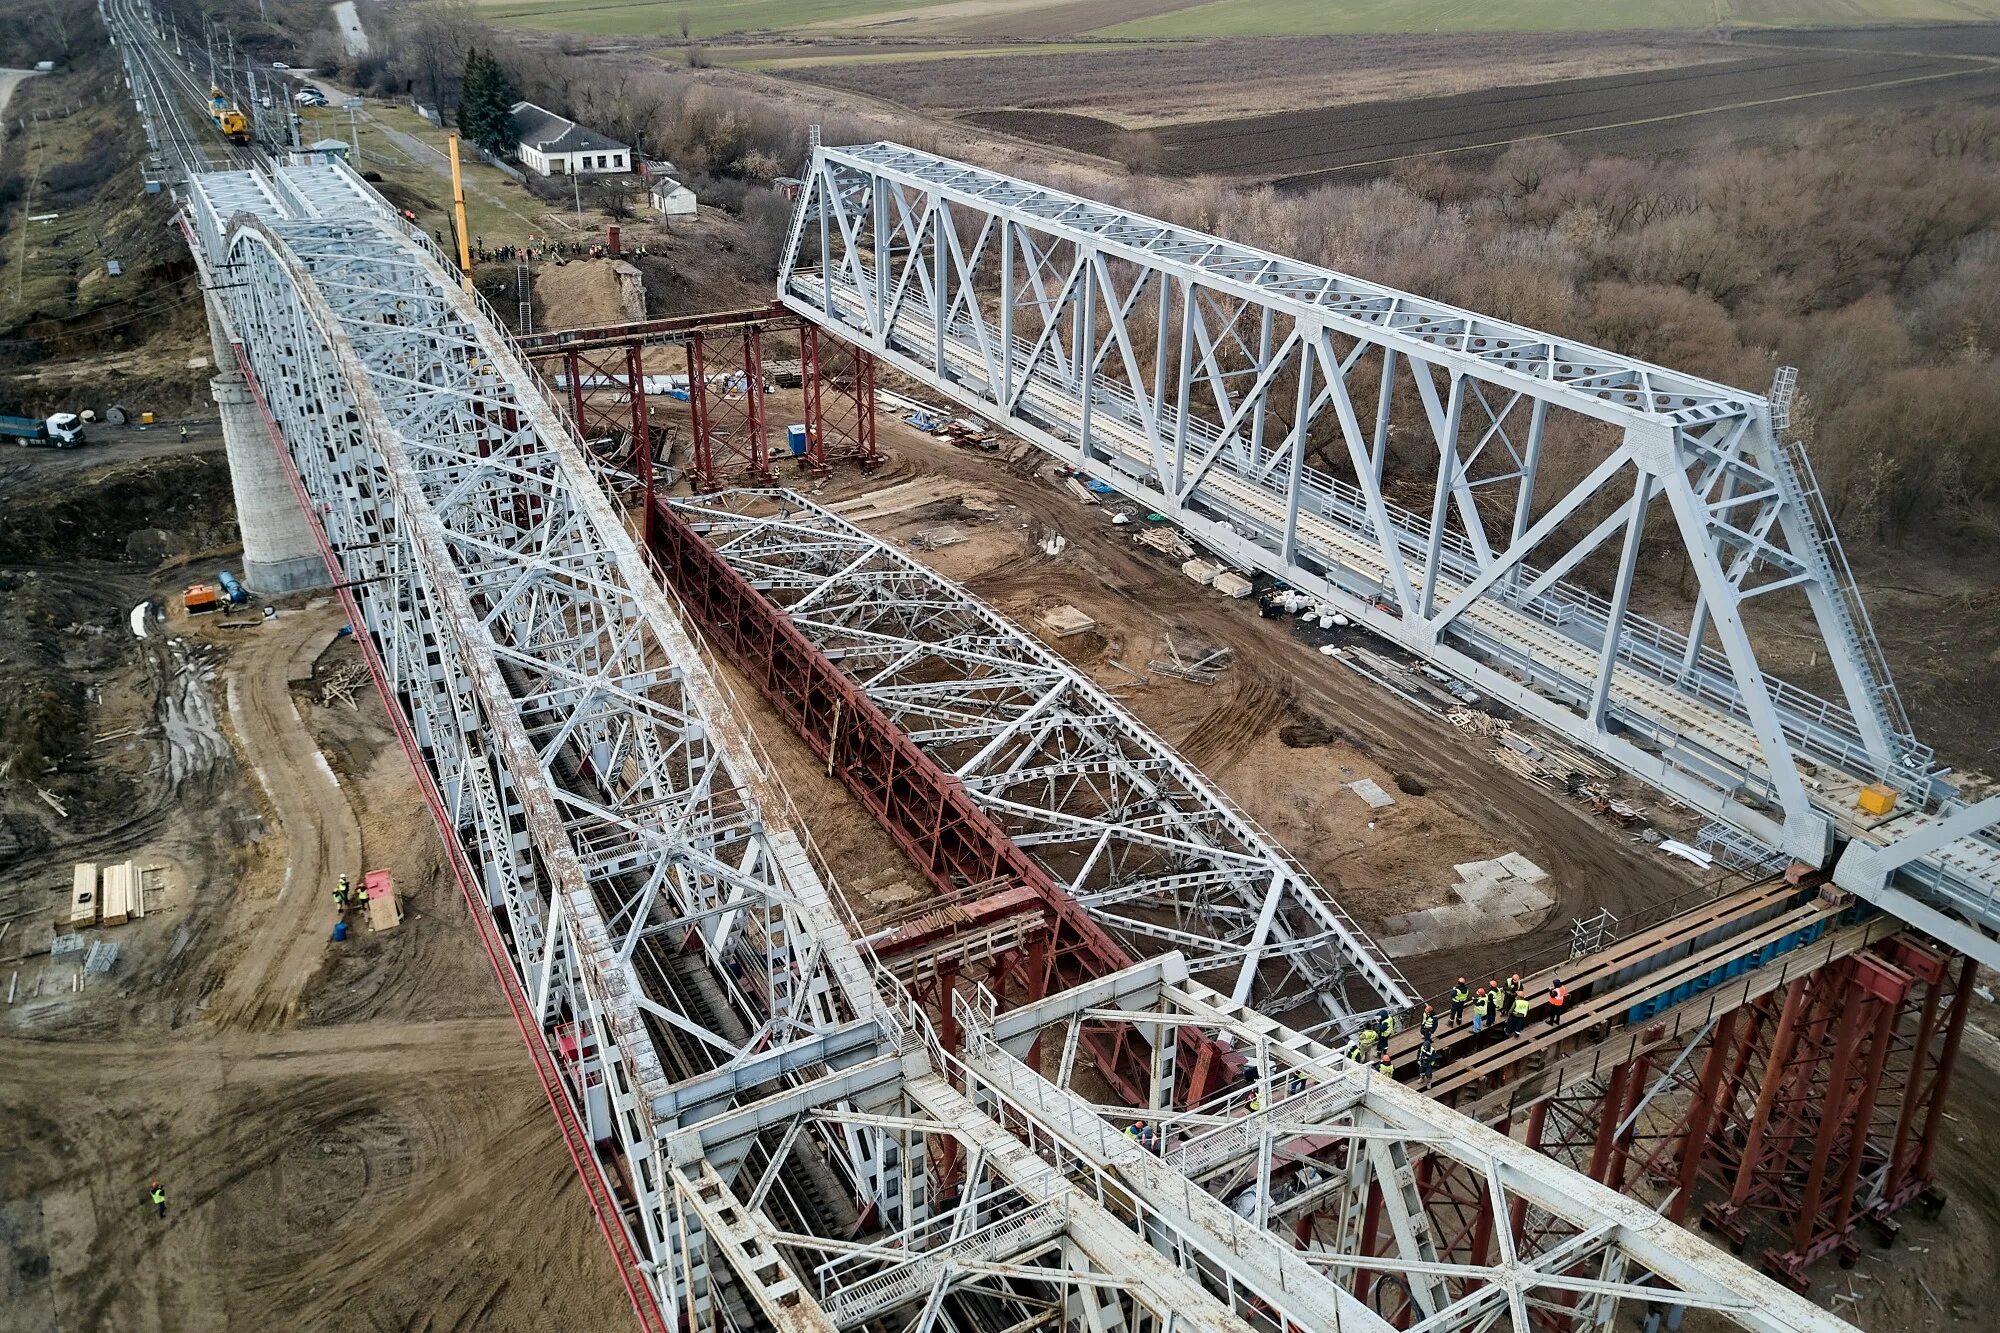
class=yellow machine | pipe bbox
[209,84,251,145]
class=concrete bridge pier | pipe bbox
[210,371,330,594]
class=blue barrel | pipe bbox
[331,919,350,942]
[216,570,247,604]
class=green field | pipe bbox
[478,0,2000,39]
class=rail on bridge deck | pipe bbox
[776,141,2000,968]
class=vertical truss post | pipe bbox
[1671,1006,1741,1224]
[1904,952,1976,1204]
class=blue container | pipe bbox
[787,424,808,456]
[216,570,248,604]
[331,919,350,942]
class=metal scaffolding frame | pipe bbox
[668,489,1408,1030]
[777,142,2000,964]
[175,151,1858,1332]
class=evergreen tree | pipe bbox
[458,49,519,157]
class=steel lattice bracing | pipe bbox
[963,954,1853,1333]
[778,142,2000,964]
[670,489,1408,1030]
[180,156,1857,1333]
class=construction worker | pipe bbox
[1357,1016,1380,1059]
[1417,1038,1439,1090]
[1376,1053,1395,1081]
[1287,1070,1307,1097]
[331,878,349,912]
[1126,1120,1146,1146]
[1509,989,1531,1037]
[1546,978,1567,1028]
[1418,1003,1438,1040]
[1470,986,1489,1036]
[149,1179,167,1219]
[178,423,189,444]
[1345,1039,1366,1064]
[1374,1009,1396,1057]
[1499,974,1517,1014]
[1449,977,1470,1026]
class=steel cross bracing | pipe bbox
[184,158,1860,1333]
[778,142,2000,963]
[964,955,1856,1333]
[670,489,1408,1030]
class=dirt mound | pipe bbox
[534,258,646,330]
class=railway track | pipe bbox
[105,0,264,178]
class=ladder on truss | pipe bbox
[1766,368,1914,772]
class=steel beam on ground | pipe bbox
[664,489,1408,1028]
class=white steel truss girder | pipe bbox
[780,143,2000,960]
[963,954,1855,1333]
[671,489,1410,1026]
[176,155,1867,1333]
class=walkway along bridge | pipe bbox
[171,140,1868,1329]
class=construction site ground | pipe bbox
[674,401,2000,1329]
[0,441,627,1330]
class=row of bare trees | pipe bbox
[1034,111,2000,549]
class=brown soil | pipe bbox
[964,48,2000,182]
[785,32,1728,130]
[0,446,629,1328]
[534,256,647,330]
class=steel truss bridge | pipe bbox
[779,142,2000,970]
[172,144,1861,1331]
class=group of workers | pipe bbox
[1445,972,1569,1040]
[330,874,369,914]
[1327,971,1570,1088]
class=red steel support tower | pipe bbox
[800,322,881,476]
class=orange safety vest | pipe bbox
[1550,986,1567,1007]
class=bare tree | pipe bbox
[592,178,640,221]
[395,0,478,115]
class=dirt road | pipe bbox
[204,605,363,1030]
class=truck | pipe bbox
[0,412,87,447]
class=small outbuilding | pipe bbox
[649,178,697,217]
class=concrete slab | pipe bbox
[1347,778,1396,809]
